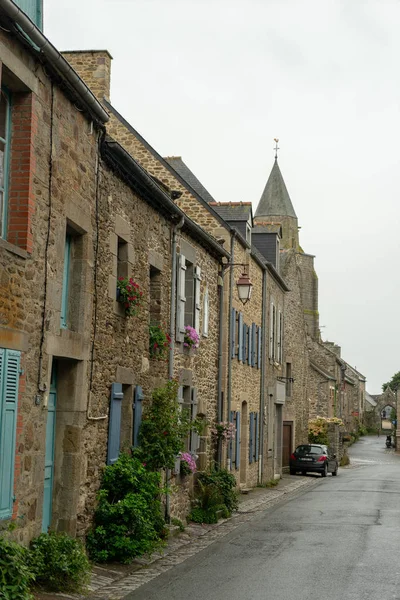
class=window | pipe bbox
[277,310,283,364]
[60,234,71,329]
[0,88,11,240]
[176,253,201,342]
[117,237,129,282]
[180,386,199,453]
[246,222,252,245]
[0,348,20,519]
[149,266,162,325]
[269,301,276,360]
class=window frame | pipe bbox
[0,87,11,240]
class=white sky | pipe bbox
[44,0,400,394]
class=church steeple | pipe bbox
[254,158,297,220]
[254,148,299,250]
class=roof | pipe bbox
[253,222,282,235]
[310,361,336,381]
[209,202,252,222]
[365,392,377,408]
[164,156,216,205]
[255,159,297,219]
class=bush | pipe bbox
[188,469,238,524]
[0,535,34,600]
[340,453,350,466]
[29,532,90,593]
[87,453,165,563]
[197,469,238,513]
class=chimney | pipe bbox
[61,50,113,102]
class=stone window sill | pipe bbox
[0,237,28,259]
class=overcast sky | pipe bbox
[45,0,400,394]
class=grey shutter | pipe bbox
[194,266,201,332]
[243,324,248,363]
[133,385,144,447]
[257,326,262,370]
[249,412,254,463]
[231,308,237,358]
[238,312,243,362]
[277,309,281,364]
[269,301,274,358]
[255,412,259,462]
[176,254,186,341]
[252,323,257,367]
[279,311,283,363]
[235,411,241,469]
[190,387,199,452]
[107,383,123,465]
[203,287,209,337]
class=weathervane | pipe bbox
[274,138,280,160]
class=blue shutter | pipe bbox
[255,413,259,462]
[238,313,243,362]
[60,234,71,329]
[247,325,252,366]
[229,410,235,465]
[0,349,20,519]
[249,412,254,463]
[107,383,123,465]
[190,388,199,452]
[252,323,257,367]
[257,326,262,370]
[133,385,143,448]
[243,324,247,363]
[231,308,237,358]
[235,411,241,469]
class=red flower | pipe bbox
[163,431,168,436]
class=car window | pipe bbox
[295,445,322,455]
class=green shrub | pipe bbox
[0,535,34,600]
[87,453,165,563]
[358,424,368,436]
[197,469,238,513]
[340,453,350,466]
[29,532,90,593]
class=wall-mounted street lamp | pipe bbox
[221,263,253,305]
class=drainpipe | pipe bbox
[165,216,184,522]
[258,267,267,483]
[226,231,235,471]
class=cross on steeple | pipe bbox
[274,138,280,160]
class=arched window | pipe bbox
[0,88,11,239]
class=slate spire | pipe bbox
[254,159,297,219]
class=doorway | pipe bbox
[42,362,57,532]
[282,421,293,468]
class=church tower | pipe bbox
[254,156,299,252]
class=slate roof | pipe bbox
[255,159,297,219]
[209,202,252,223]
[252,222,282,235]
[365,392,377,408]
[164,156,216,205]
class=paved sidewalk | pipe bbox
[34,474,321,600]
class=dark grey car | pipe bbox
[289,444,338,477]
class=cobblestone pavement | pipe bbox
[34,475,321,600]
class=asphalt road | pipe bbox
[127,436,400,600]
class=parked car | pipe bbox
[289,444,338,477]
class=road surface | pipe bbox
[127,436,400,600]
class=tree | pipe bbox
[382,371,400,392]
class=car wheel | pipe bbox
[290,468,296,475]
[321,463,328,477]
[332,463,338,476]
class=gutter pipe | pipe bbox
[0,0,109,123]
[226,231,235,470]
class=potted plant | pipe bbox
[210,421,236,442]
[180,452,197,476]
[149,324,171,360]
[116,276,143,316]
[184,325,200,351]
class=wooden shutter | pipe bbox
[176,254,186,341]
[229,410,235,464]
[243,323,248,363]
[203,287,209,337]
[247,325,253,366]
[231,308,237,358]
[269,301,274,358]
[255,413,259,462]
[0,349,20,519]
[194,266,201,332]
[190,388,199,452]
[249,412,254,463]
[279,311,283,363]
[107,383,123,465]
[238,312,244,362]
[252,323,257,367]
[235,411,241,469]
[257,326,262,370]
[133,385,144,448]
[60,234,71,329]
[277,310,282,364]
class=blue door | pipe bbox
[42,364,57,532]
